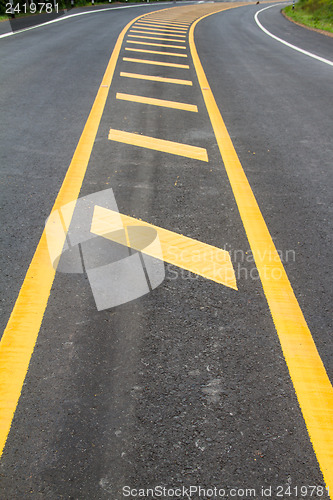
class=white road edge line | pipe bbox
[254,4,333,67]
[0,2,172,39]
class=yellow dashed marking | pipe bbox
[123,57,189,69]
[129,30,186,38]
[125,47,187,58]
[120,72,193,86]
[131,24,187,36]
[128,35,186,43]
[135,22,188,30]
[126,40,187,49]
[91,206,237,291]
[143,18,190,24]
[145,18,191,25]
[108,129,208,162]
[116,92,198,112]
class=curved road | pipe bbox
[0,2,332,498]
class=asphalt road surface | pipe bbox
[0,1,332,499]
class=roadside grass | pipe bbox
[283,0,333,34]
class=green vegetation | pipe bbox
[284,0,333,34]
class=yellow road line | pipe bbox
[135,22,188,29]
[139,19,189,23]
[128,34,186,43]
[133,25,188,33]
[91,206,237,290]
[189,8,333,494]
[126,40,187,49]
[0,11,153,458]
[129,30,186,38]
[135,22,188,30]
[120,71,193,86]
[116,92,198,112]
[108,129,208,162]
[123,57,189,69]
[145,18,191,25]
[143,19,191,24]
[125,47,187,57]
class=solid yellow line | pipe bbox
[0,11,152,458]
[116,92,198,112]
[125,47,187,58]
[128,34,186,43]
[129,30,186,38]
[120,71,193,86]
[126,40,187,49]
[123,57,189,69]
[108,129,208,162]
[91,206,237,291]
[189,7,333,494]
[133,25,188,33]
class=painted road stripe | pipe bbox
[91,206,237,290]
[144,23,189,28]
[137,19,189,23]
[133,26,188,33]
[116,92,198,112]
[135,23,188,30]
[108,129,208,162]
[123,57,190,69]
[0,11,152,457]
[135,22,188,30]
[138,19,190,23]
[255,4,333,67]
[145,18,191,25]
[125,47,188,57]
[128,35,186,43]
[126,41,187,49]
[120,71,193,86]
[189,9,333,494]
[143,18,191,24]
[129,30,186,38]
